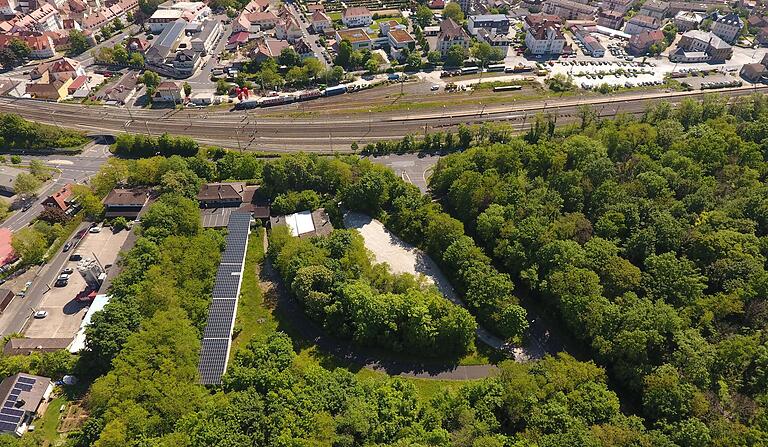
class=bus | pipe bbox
[487,64,506,72]
[460,66,480,75]
[493,85,523,92]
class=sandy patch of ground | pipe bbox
[343,211,459,304]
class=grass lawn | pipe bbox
[230,227,271,355]
[234,228,485,402]
[38,395,65,439]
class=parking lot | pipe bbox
[369,153,440,193]
[24,227,130,339]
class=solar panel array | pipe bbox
[0,376,36,434]
[198,213,251,385]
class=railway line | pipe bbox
[2,85,767,152]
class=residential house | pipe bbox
[673,10,704,31]
[311,9,331,32]
[341,6,372,27]
[624,14,660,35]
[66,74,88,95]
[0,373,54,437]
[669,1,718,15]
[428,0,444,8]
[673,29,732,62]
[103,187,148,218]
[42,183,75,212]
[467,14,510,35]
[16,4,60,31]
[639,0,669,19]
[740,62,767,82]
[542,0,596,20]
[601,0,633,14]
[437,17,470,55]
[197,182,247,208]
[154,80,184,103]
[172,50,200,76]
[0,34,54,58]
[711,12,742,43]
[30,57,84,81]
[523,13,561,29]
[252,37,290,61]
[476,27,511,46]
[336,27,373,50]
[226,30,249,49]
[596,10,624,29]
[26,72,72,100]
[525,23,566,55]
[294,37,313,58]
[628,28,664,54]
[275,14,302,42]
[126,36,151,53]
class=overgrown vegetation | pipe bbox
[0,113,89,151]
[429,93,768,444]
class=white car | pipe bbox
[33,310,48,319]
[89,226,102,233]
[431,85,440,91]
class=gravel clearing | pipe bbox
[343,211,459,303]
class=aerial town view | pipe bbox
[0,0,767,443]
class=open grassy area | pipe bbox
[230,227,270,354]
[37,395,65,441]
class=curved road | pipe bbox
[2,85,767,152]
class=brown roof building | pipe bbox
[0,373,53,436]
[3,337,72,355]
[42,183,74,212]
[197,182,247,208]
[103,188,149,218]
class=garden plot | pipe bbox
[343,211,459,304]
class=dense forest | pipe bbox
[429,94,768,444]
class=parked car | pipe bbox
[89,226,102,233]
[61,268,74,275]
[69,252,82,261]
[55,278,68,287]
[33,310,48,319]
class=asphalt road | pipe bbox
[0,222,90,337]
[1,143,112,232]
[2,85,766,152]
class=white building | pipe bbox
[673,10,704,31]
[525,24,565,55]
[341,6,372,27]
[638,0,668,19]
[311,10,331,32]
[711,12,742,43]
[624,14,660,35]
[436,17,470,55]
[191,19,221,54]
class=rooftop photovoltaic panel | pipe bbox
[198,338,230,384]
[16,377,35,385]
[203,299,237,338]
[198,213,250,385]
[212,264,242,298]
